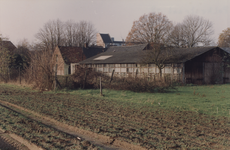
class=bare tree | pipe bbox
[181,15,214,47]
[35,19,65,52]
[76,21,97,47]
[141,43,172,77]
[64,20,96,47]
[167,23,187,47]
[36,19,97,50]
[126,12,173,44]
[218,27,230,47]
[28,43,55,90]
[64,20,79,46]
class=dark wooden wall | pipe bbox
[184,48,228,84]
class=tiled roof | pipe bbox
[79,45,226,64]
[79,44,148,64]
[83,47,107,58]
[58,46,86,64]
[165,46,219,63]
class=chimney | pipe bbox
[84,43,88,48]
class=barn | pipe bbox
[78,44,230,84]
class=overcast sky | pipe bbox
[0,0,230,46]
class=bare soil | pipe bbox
[0,129,29,150]
[0,86,230,149]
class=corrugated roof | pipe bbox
[79,46,226,64]
[58,46,85,64]
[100,34,112,43]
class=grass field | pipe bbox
[59,84,230,117]
[0,83,230,149]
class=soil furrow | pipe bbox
[0,100,146,150]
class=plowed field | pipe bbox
[0,84,230,149]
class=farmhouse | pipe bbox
[53,46,105,75]
[78,44,230,84]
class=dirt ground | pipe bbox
[0,129,29,150]
[0,86,230,149]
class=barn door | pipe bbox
[204,63,223,84]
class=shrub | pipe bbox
[71,66,176,93]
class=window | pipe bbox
[115,64,120,67]
[94,55,112,60]
[98,68,103,72]
[121,64,126,67]
[127,64,133,67]
[148,64,155,67]
[127,68,133,72]
[97,64,103,67]
[109,64,115,67]
[103,68,108,72]
[164,67,171,73]
[149,68,155,73]
[115,68,120,72]
[103,64,108,67]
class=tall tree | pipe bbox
[77,21,97,47]
[167,23,187,47]
[35,19,97,51]
[64,20,96,47]
[13,39,31,71]
[35,19,65,52]
[218,27,230,47]
[64,20,78,46]
[181,15,214,47]
[126,12,173,44]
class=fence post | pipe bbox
[135,69,138,78]
[100,76,102,96]
[8,67,10,82]
[110,69,115,84]
[83,70,88,89]
[19,67,21,84]
[54,64,57,91]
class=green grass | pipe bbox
[2,82,230,117]
[51,84,230,118]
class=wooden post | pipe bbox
[135,69,138,78]
[171,64,173,84]
[19,67,21,84]
[100,76,102,96]
[54,64,57,91]
[203,62,205,84]
[83,70,88,89]
[182,63,185,84]
[66,76,68,87]
[8,67,10,82]
[109,69,115,84]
